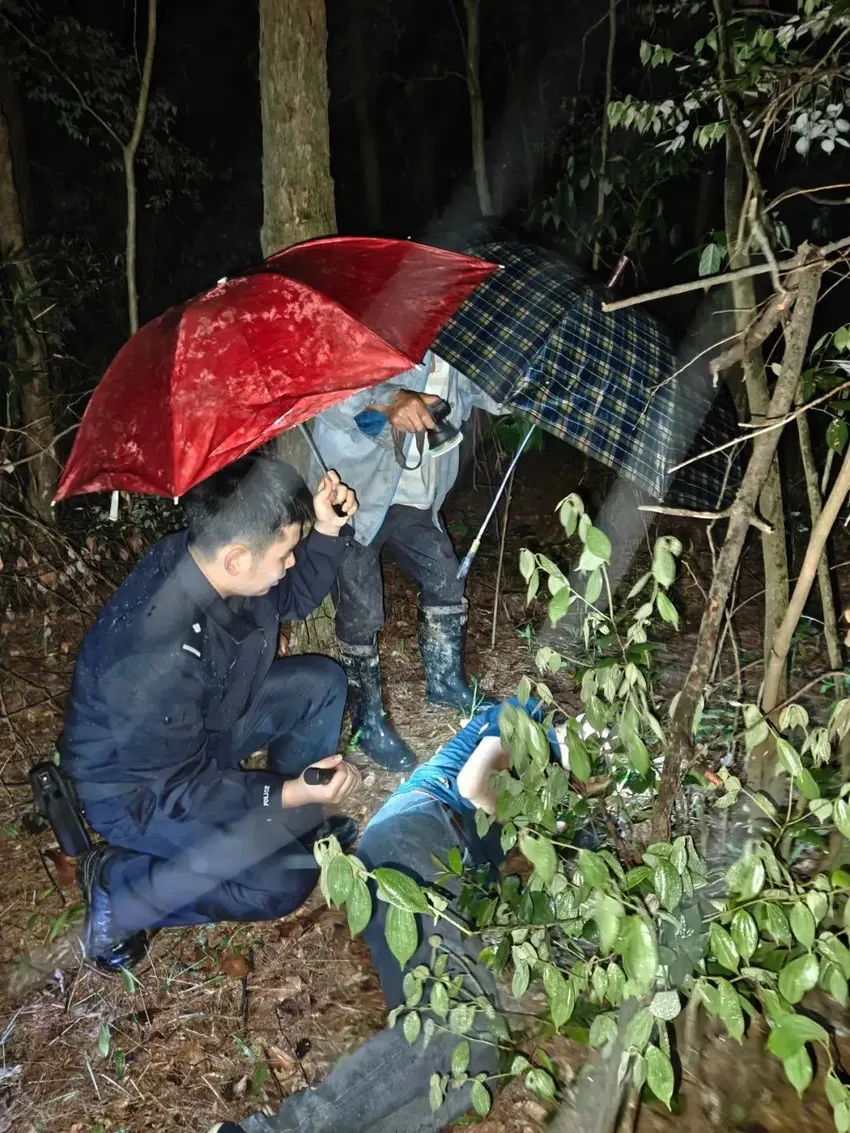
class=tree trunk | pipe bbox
[259,0,336,257]
[723,127,789,702]
[260,0,338,653]
[348,2,382,231]
[461,0,493,216]
[653,264,823,839]
[0,99,56,521]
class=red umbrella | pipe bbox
[55,237,497,501]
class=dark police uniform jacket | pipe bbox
[61,527,351,832]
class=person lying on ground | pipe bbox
[61,453,361,971]
[308,350,505,770]
[205,697,566,1133]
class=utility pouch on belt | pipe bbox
[29,760,92,858]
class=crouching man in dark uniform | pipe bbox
[61,454,361,971]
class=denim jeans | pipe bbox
[241,791,501,1133]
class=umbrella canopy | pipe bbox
[55,237,497,501]
[434,241,741,510]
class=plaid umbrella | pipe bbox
[433,241,741,510]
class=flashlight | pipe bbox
[426,397,463,457]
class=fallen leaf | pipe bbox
[182,1039,205,1066]
[267,1044,297,1075]
[221,952,250,979]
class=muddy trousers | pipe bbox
[241,791,501,1133]
[79,656,347,933]
[333,505,466,646]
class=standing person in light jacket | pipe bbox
[309,351,504,770]
[61,454,361,971]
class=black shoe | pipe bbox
[308,814,359,852]
[338,646,416,771]
[206,1124,246,1133]
[77,848,148,972]
[418,605,498,714]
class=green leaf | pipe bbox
[585,568,603,606]
[819,935,850,979]
[548,586,573,625]
[404,1010,421,1045]
[838,1102,850,1133]
[766,1013,829,1060]
[728,857,765,901]
[776,738,803,778]
[120,968,139,993]
[512,958,531,999]
[403,972,423,1008]
[827,417,849,454]
[827,1071,849,1109]
[385,904,419,969]
[645,1045,674,1109]
[655,592,679,628]
[624,865,653,890]
[471,1080,491,1116]
[519,831,557,885]
[347,877,372,937]
[731,910,759,962]
[543,963,576,1029]
[589,1013,618,1049]
[716,979,745,1042]
[778,954,820,1005]
[650,990,681,1021]
[758,902,792,945]
[698,242,724,277]
[430,982,449,1019]
[429,1072,444,1112]
[709,923,740,972]
[326,855,354,907]
[790,904,816,951]
[594,894,624,955]
[519,548,536,582]
[835,799,850,840]
[622,916,658,996]
[448,1003,476,1035]
[375,868,430,913]
[632,1053,647,1089]
[626,1007,655,1053]
[584,526,612,564]
[526,1068,557,1100]
[451,1038,470,1077]
[97,1023,110,1058]
[653,860,683,912]
[578,849,609,889]
[570,742,592,782]
[606,963,625,1006]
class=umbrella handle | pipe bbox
[299,423,349,519]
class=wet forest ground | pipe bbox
[0,440,848,1133]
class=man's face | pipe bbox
[225,522,303,597]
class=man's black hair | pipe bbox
[184,452,314,556]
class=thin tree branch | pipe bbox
[123,0,157,335]
[762,442,850,713]
[668,376,850,475]
[638,503,773,534]
[601,234,850,312]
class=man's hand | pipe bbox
[281,755,361,808]
[384,389,440,434]
[313,470,358,537]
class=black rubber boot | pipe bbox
[77,847,148,972]
[418,605,497,714]
[338,646,416,772]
